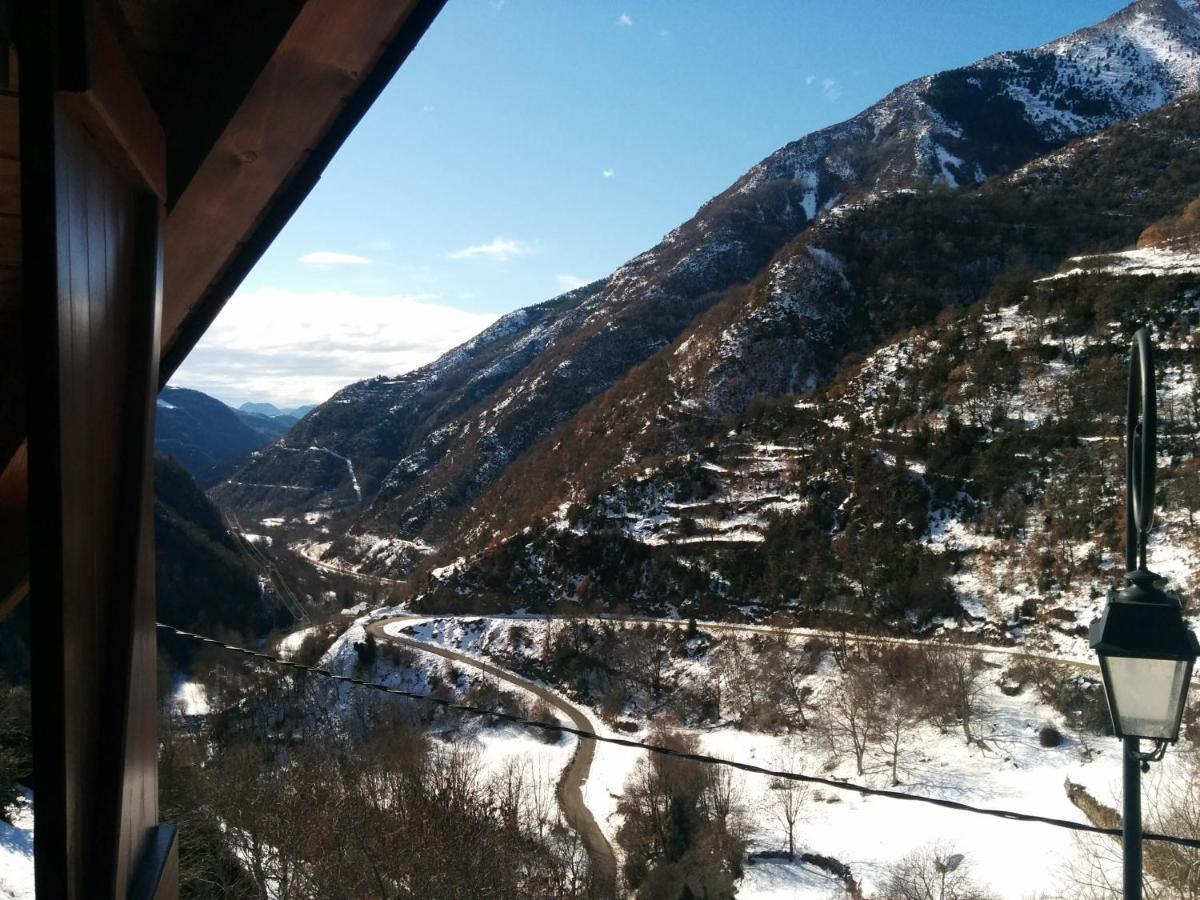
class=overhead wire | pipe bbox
[157,621,1200,851]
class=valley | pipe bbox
[197,601,1169,898]
[140,1,1200,896]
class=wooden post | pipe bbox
[20,0,173,896]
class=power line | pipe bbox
[157,621,1200,851]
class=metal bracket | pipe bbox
[1127,737,1168,772]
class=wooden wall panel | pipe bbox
[0,78,24,600]
[51,106,159,898]
[23,29,165,892]
[0,94,17,156]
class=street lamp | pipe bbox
[1090,327,1200,900]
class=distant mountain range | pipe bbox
[215,0,1200,630]
[239,401,316,420]
[156,386,299,486]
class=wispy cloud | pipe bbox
[298,251,372,266]
[617,12,632,26]
[804,74,842,101]
[172,287,497,408]
[447,236,534,262]
[365,240,393,252]
[555,273,587,291]
[602,168,615,178]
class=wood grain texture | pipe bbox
[0,214,18,266]
[0,94,17,158]
[0,92,19,314]
[22,6,166,886]
[0,158,18,215]
[0,441,27,621]
[59,9,165,199]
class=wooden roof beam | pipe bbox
[159,0,445,382]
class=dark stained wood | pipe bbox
[8,0,446,896]
[103,191,162,892]
[112,0,308,203]
[0,215,17,266]
[0,92,18,314]
[0,94,17,157]
[0,91,19,462]
[22,1,165,894]
[0,441,26,621]
[0,268,18,304]
[0,158,18,215]
[58,8,165,199]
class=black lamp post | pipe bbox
[1090,327,1200,900]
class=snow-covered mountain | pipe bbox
[217,0,1200,601]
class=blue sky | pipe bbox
[174,0,1128,408]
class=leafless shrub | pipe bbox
[880,841,997,900]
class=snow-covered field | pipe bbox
[1044,245,1200,280]
[0,793,33,900]
[319,618,580,789]
[370,613,1170,898]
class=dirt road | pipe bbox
[365,620,619,897]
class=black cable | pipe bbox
[157,621,1200,851]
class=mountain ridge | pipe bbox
[216,0,1200,586]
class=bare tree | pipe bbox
[880,841,997,900]
[823,665,878,775]
[616,624,671,702]
[872,644,923,785]
[766,740,809,858]
[715,639,765,724]
[925,643,989,744]
[702,764,746,844]
[876,681,921,786]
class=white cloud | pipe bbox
[822,77,842,101]
[805,75,816,86]
[602,168,615,178]
[617,12,632,26]
[172,287,498,408]
[298,251,372,266]
[447,236,534,262]
[365,240,393,252]
[555,273,587,291]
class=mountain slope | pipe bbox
[415,239,1200,646]
[154,455,285,654]
[219,0,1200,579]
[411,92,1200,591]
[155,386,290,486]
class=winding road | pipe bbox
[365,619,619,897]
[349,609,1114,894]
[266,533,1133,900]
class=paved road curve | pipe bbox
[365,620,619,897]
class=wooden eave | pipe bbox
[156,0,445,381]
